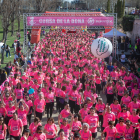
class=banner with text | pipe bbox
[27,16,114,27]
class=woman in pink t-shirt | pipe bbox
[68,86,78,114]
[32,126,46,140]
[124,120,135,140]
[131,85,140,98]
[14,83,24,102]
[101,121,117,140]
[55,129,67,140]
[45,87,55,118]
[79,123,92,140]
[116,117,126,138]
[71,114,82,133]
[44,117,57,139]
[110,98,121,125]
[58,116,72,139]
[95,72,102,95]
[95,98,105,132]
[106,81,114,105]
[16,99,29,132]
[129,109,140,127]
[20,129,32,140]
[29,117,42,136]
[0,117,7,140]
[117,105,130,122]
[55,83,61,112]
[121,91,131,108]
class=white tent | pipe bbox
[103,28,126,37]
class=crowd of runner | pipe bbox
[0,30,140,140]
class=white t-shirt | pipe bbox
[121,54,126,62]
[14,54,18,60]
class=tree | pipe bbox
[0,0,20,63]
[107,0,111,13]
[114,3,117,13]
[121,0,125,17]
[122,15,135,31]
[117,0,122,18]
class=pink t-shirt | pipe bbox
[103,126,117,140]
[129,115,140,127]
[44,123,57,139]
[103,112,115,127]
[34,98,46,113]
[72,121,82,131]
[84,114,99,133]
[60,124,70,138]
[20,136,32,140]
[29,122,42,135]
[8,118,23,136]
[32,133,46,140]
[117,86,126,96]
[17,109,28,126]
[0,124,7,139]
[60,109,71,119]
[14,88,24,99]
[116,123,126,138]
[117,111,130,121]
[45,92,55,103]
[128,101,140,113]
[107,86,113,95]
[110,104,121,118]
[25,100,33,114]
[95,103,105,115]
[68,90,78,101]
[124,126,134,140]
[79,108,89,120]
[0,107,7,117]
[79,130,92,140]
[131,89,140,97]
[121,96,131,107]
[6,106,16,117]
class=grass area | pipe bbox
[0,16,24,68]
[0,15,50,68]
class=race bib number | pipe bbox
[0,113,2,117]
[126,134,132,139]
[37,104,42,109]
[18,115,23,120]
[48,131,53,135]
[108,137,114,140]
[72,97,76,100]
[49,99,53,102]
[17,93,21,96]
[99,109,104,112]
[8,111,13,115]
[0,130,3,134]
[90,123,96,127]
[73,126,78,131]
[12,126,18,131]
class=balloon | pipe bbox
[83,30,84,32]
[91,37,113,59]
[62,29,66,33]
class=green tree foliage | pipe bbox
[107,0,111,13]
[122,15,135,31]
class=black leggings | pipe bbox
[10,135,20,140]
[35,111,43,121]
[46,102,54,118]
[118,95,123,104]
[95,83,101,94]
[106,94,114,105]
[69,100,76,114]
[23,125,28,133]
[56,97,60,112]
[97,112,103,132]
[27,114,32,125]
[75,104,80,114]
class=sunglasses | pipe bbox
[123,109,126,110]
[0,120,3,121]
[38,132,42,134]
[120,121,124,122]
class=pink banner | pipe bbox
[27,16,114,27]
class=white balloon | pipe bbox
[91,37,113,59]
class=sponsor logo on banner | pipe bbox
[87,18,94,25]
[96,38,109,56]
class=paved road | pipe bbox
[30,92,107,140]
